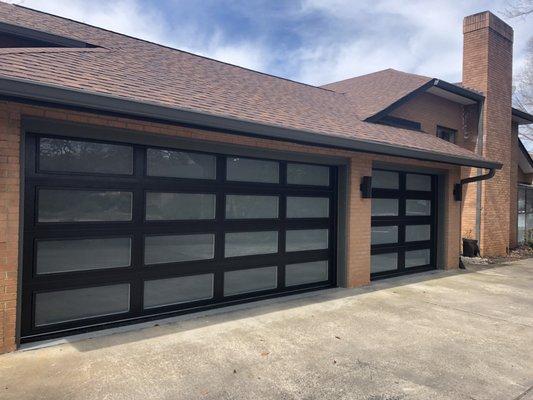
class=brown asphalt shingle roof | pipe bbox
[0,3,493,166]
[321,69,433,120]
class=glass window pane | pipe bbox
[144,234,214,265]
[406,199,431,216]
[372,170,399,189]
[226,157,279,183]
[405,249,431,268]
[38,189,132,222]
[36,237,131,274]
[144,274,213,309]
[371,198,398,217]
[371,253,397,273]
[146,148,216,179]
[405,225,431,242]
[286,260,328,286]
[224,267,277,296]
[225,231,278,257]
[518,188,525,212]
[287,163,330,186]
[146,193,215,220]
[406,174,432,191]
[526,214,533,238]
[527,189,533,213]
[35,284,130,326]
[39,137,133,175]
[371,226,398,245]
[286,229,329,252]
[518,213,526,243]
[286,197,329,218]
[225,195,279,219]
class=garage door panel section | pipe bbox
[21,133,337,341]
[370,169,437,279]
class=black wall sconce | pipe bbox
[360,176,372,198]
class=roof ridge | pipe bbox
[11,4,339,94]
[322,68,433,88]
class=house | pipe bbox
[0,4,531,353]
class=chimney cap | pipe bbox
[463,11,513,42]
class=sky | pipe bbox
[5,0,533,87]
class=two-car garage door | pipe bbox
[21,133,337,342]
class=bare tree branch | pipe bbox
[501,0,533,18]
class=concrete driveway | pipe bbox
[1,259,532,400]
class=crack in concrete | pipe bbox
[513,385,533,400]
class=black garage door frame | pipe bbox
[21,132,338,343]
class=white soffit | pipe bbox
[426,86,477,105]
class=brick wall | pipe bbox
[0,108,20,354]
[390,92,465,145]
[0,100,463,353]
[388,89,483,243]
[462,11,514,256]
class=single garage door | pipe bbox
[370,168,437,279]
[21,133,337,342]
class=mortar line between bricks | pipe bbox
[416,300,533,328]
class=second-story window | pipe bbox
[437,126,457,143]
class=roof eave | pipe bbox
[433,80,484,102]
[518,138,533,173]
[0,76,502,170]
[512,108,533,125]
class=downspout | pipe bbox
[475,102,485,243]
[454,168,496,202]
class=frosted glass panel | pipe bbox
[371,198,398,217]
[226,157,279,183]
[37,238,131,274]
[406,199,431,216]
[35,284,130,326]
[146,193,215,220]
[224,267,277,296]
[371,226,398,245]
[144,274,213,308]
[144,234,214,265]
[287,163,329,186]
[406,174,431,191]
[225,195,278,219]
[406,225,431,242]
[371,253,397,273]
[405,249,431,268]
[286,197,329,218]
[225,231,278,257]
[147,148,216,179]
[39,137,132,175]
[372,170,399,189]
[38,189,132,222]
[286,261,328,286]
[518,213,526,243]
[286,229,328,252]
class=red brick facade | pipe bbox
[0,10,523,354]
[462,12,514,256]
[0,100,463,353]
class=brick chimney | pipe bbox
[462,11,513,256]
